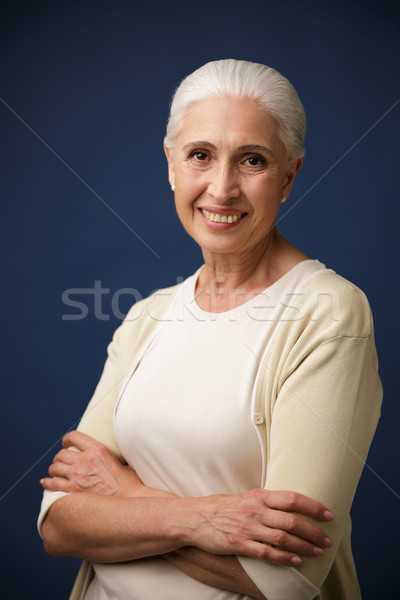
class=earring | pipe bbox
[171,185,175,191]
[280,196,286,203]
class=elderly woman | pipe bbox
[39,59,382,600]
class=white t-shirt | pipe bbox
[86,259,327,600]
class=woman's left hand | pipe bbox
[40,430,144,497]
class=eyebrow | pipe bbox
[238,144,275,157]
[182,141,275,157]
[182,141,216,151]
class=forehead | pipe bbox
[178,95,281,149]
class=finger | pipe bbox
[52,448,77,465]
[62,430,100,452]
[263,490,334,522]
[260,508,330,547]
[260,527,326,557]
[40,476,71,493]
[243,518,328,556]
[48,461,75,479]
[241,539,303,567]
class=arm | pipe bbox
[41,485,331,561]
[163,548,268,600]
[41,492,186,562]
[237,280,382,599]
[41,432,333,597]
[42,495,265,600]
[253,333,381,589]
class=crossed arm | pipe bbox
[40,431,333,599]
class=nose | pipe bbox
[207,164,240,203]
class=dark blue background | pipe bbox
[1,1,399,597]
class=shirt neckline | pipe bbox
[184,259,326,321]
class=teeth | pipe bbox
[202,209,244,223]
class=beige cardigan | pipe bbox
[40,269,382,600]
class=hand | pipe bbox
[181,488,334,566]
[40,430,144,497]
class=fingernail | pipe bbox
[324,510,334,521]
[323,537,333,548]
[291,556,302,565]
[313,547,324,556]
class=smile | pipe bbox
[201,209,246,224]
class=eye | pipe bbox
[188,150,209,162]
[243,155,267,168]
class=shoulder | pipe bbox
[265,269,379,389]
[111,282,182,350]
[123,282,182,323]
[294,269,372,339]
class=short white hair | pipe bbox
[164,59,306,163]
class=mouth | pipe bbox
[200,208,247,224]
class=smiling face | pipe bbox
[165,95,302,260]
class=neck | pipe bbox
[196,230,274,312]
[195,229,309,312]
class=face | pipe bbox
[165,95,302,258]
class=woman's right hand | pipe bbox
[180,488,334,566]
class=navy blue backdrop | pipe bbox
[1,1,399,597]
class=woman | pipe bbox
[39,59,382,600]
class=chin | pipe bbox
[198,239,246,256]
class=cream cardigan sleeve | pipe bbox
[239,271,382,599]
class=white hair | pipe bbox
[164,59,306,163]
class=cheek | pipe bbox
[177,171,206,200]
[174,192,195,222]
[250,174,282,200]
[248,181,282,220]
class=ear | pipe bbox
[282,158,303,199]
[164,144,175,188]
